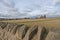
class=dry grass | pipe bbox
[0,18,60,40]
[0,18,60,29]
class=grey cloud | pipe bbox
[0,0,60,18]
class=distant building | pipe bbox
[24,17,30,19]
[40,15,46,19]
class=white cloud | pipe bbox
[0,0,20,18]
[53,0,60,2]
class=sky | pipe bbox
[0,0,60,18]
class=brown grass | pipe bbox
[0,18,60,29]
[0,18,60,40]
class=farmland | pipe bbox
[1,18,60,29]
[0,18,60,40]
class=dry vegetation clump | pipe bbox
[45,31,60,40]
[23,25,38,40]
[0,22,60,40]
[0,22,24,40]
[0,22,8,29]
[16,25,29,39]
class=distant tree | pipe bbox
[44,15,46,18]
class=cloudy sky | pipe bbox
[0,0,60,18]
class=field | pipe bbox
[0,18,60,40]
[1,18,60,29]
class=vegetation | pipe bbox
[0,18,60,40]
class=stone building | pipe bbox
[40,15,46,19]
